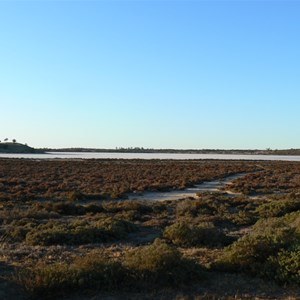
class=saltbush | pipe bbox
[124,239,204,286]
[265,243,300,284]
[16,257,126,299]
[25,218,138,246]
[163,222,232,247]
[16,239,204,299]
[256,198,300,218]
[214,212,300,284]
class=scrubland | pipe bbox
[0,159,299,299]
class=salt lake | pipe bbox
[1,152,300,161]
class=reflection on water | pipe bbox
[1,152,300,161]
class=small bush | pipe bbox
[5,219,40,242]
[25,226,109,246]
[214,212,300,284]
[25,218,138,246]
[97,218,139,240]
[124,239,204,286]
[164,222,196,246]
[67,191,84,201]
[46,202,85,215]
[15,240,204,299]
[163,222,232,247]
[175,195,260,227]
[15,257,126,299]
[265,243,300,284]
[38,202,104,216]
[103,200,153,214]
[256,198,300,218]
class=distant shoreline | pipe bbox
[2,142,300,156]
[38,147,300,156]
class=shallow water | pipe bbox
[1,151,300,161]
[127,172,247,201]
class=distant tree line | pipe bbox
[38,147,300,156]
[0,138,17,143]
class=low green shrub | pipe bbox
[124,239,204,286]
[15,257,126,299]
[163,222,232,247]
[175,195,260,227]
[37,202,104,216]
[176,198,214,218]
[15,239,204,299]
[214,212,300,284]
[25,218,138,246]
[96,218,139,239]
[256,198,300,218]
[5,219,40,242]
[25,226,109,246]
[43,202,85,215]
[67,191,85,201]
[103,200,153,214]
[265,243,300,284]
[0,206,59,224]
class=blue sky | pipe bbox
[1,1,299,149]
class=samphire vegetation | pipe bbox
[0,159,300,299]
[0,158,259,201]
[15,239,204,299]
[214,212,300,285]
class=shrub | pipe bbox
[15,240,204,299]
[25,218,138,246]
[124,239,204,286]
[97,218,139,240]
[164,222,196,246]
[5,219,40,242]
[256,198,300,218]
[103,200,153,214]
[265,243,300,284]
[175,195,261,227]
[67,191,84,201]
[47,202,85,215]
[214,212,300,284]
[38,202,104,216]
[25,226,109,246]
[176,198,212,218]
[15,257,126,299]
[163,222,232,247]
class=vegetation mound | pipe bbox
[0,142,41,154]
[15,239,204,299]
[214,212,300,284]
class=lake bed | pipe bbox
[1,151,300,161]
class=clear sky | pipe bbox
[1,0,299,149]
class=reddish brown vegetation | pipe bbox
[228,162,300,195]
[0,159,300,299]
[0,159,259,201]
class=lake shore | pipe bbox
[0,159,299,299]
